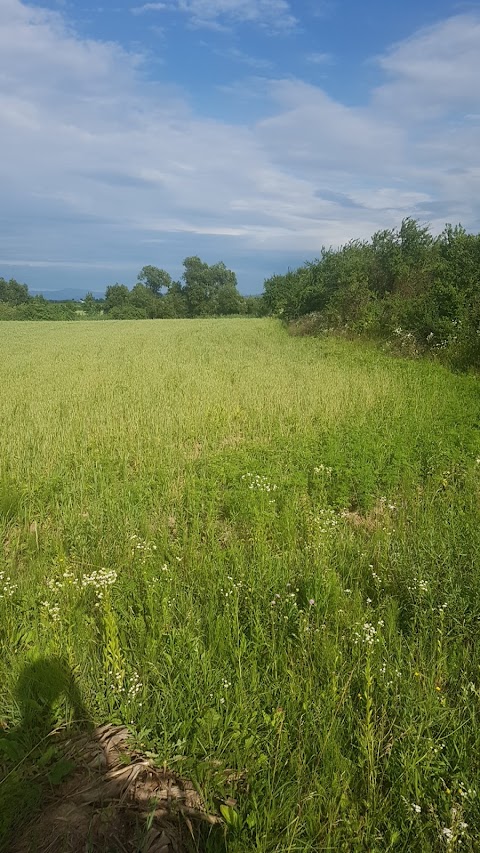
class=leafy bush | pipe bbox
[263,219,480,368]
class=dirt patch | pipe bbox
[12,725,223,853]
[341,498,394,532]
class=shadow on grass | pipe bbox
[0,657,226,852]
[0,656,93,849]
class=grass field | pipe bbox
[1,318,480,851]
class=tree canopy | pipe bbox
[99,258,249,320]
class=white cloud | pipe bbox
[306,52,333,65]
[215,46,274,69]
[0,259,139,270]
[131,3,167,14]
[170,0,296,31]
[374,14,480,118]
[0,1,480,284]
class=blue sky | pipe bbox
[1,0,480,296]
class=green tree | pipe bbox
[182,256,213,316]
[0,277,30,306]
[160,281,187,318]
[244,295,267,316]
[182,257,241,316]
[83,292,98,314]
[104,284,130,313]
[128,283,157,318]
[137,266,172,295]
[216,282,245,315]
[210,262,242,314]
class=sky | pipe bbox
[1,0,480,297]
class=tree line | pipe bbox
[0,257,266,320]
[263,219,480,368]
[1,221,479,367]
[101,258,265,318]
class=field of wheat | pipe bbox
[1,318,480,851]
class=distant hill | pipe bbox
[30,288,104,302]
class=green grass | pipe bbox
[1,318,480,851]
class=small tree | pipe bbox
[104,284,130,312]
[216,283,245,315]
[83,292,98,314]
[0,277,30,306]
[129,283,157,318]
[137,266,172,295]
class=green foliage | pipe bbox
[0,296,79,320]
[244,295,268,317]
[129,283,158,317]
[82,292,99,314]
[18,296,78,321]
[107,303,146,320]
[182,257,244,317]
[0,277,92,320]
[0,257,245,323]
[100,258,244,320]
[263,218,480,368]
[137,265,172,295]
[160,281,188,318]
[0,277,29,306]
[104,283,130,313]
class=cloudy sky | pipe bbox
[1,0,480,296]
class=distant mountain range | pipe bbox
[30,288,104,301]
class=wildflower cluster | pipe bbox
[420,737,446,757]
[379,659,401,688]
[370,565,382,585]
[457,781,476,800]
[270,588,299,611]
[354,619,384,647]
[107,668,143,704]
[270,584,318,634]
[130,534,158,563]
[41,600,61,622]
[42,564,118,616]
[0,570,17,599]
[407,576,429,594]
[441,806,469,846]
[313,508,339,534]
[209,677,233,706]
[392,327,419,355]
[81,568,117,604]
[378,495,397,512]
[220,575,249,608]
[126,671,143,701]
[46,568,77,592]
[313,464,333,476]
[241,473,277,493]
[41,566,79,623]
[220,677,232,705]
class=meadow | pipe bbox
[1,318,480,851]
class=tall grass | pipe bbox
[1,318,480,850]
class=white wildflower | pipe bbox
[0,571,17,598]
[242,473,277,493]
